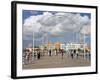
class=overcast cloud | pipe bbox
[23,11,91,40]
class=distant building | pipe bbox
[47,42,55,50]
[43,42,62,50]
[65,43,88,51]
[54,42,62,50]
[60,44,66,50]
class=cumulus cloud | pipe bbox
[23,11,91,40]
[23,15,42,33]
[80,24,91,35]
[23,15,43,40]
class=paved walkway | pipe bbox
[23,54,90,69]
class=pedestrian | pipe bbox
[74,49,77,59]
[49,49,52,56]
[70,50,74,59]
[54,49,57,56]
[56,50,59,56]
[28,51,32,63]
[76,50,79,59]
[24,51,28,64]
[25,49,30,64]
[61,49,64,59]
[37,50,40,59]
[88,52,91,60]
[34,50,36,60]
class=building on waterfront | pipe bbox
[42,42,62,50]
[60,44,66,50]
[65,43,89,52]
[66,43,87,50]
[54,42,62,50]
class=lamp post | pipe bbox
[32,31,35,60]
[83,31,86,59]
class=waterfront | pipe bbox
[23,53,90,69]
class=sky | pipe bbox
[22,10,91,48]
